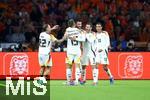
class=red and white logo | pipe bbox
[3,53,29,76]
[10,55,28,75]
[118,53,143,79]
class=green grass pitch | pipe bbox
[50,80,150,100]
[0,80,150,100]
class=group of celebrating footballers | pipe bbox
[38,19,114,86]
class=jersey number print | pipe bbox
[71,40,78,46]
[39,39,50,47]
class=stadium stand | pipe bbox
[0,0,149,51]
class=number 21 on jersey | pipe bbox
[39,39,51,47]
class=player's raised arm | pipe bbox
[50,34,57,42]
[55,32,68,43]
[51,25,59,31]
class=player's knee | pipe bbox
[82,65,86,69]
[46,67,51,70]
[75,63,80,68]
[40,67,45,70]
[103,65,108,71]
[66,63,72,68]
[92,65,98,69]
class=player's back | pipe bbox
[38,32,52,55]
[66,27,81,55]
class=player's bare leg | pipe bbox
[43,67,51,79]
[103,65,114,84]
[38,66,45,85]
[80,65,86,84]
[40,66,45,77]
[66,63,73,85]
[75,63,81,85]
[92,64,99,85]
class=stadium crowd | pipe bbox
[0,0,150,52]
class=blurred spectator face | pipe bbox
[127,39,135,49]
[85,24,92,32]
[31,37,36,44]
[96,24,102,32]
[76,21,82,29]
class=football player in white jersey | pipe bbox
[95,23,114,84]
[76,20,86,83]
[80,23,99,85]
[60,19,85,85]
[38,24,59,84]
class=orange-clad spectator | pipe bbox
[24,2,33,14]
[90,0,100,6]
[75,4,82,14]
[0,22,5,33]
[81,1,90,11]
[109,0,116,14]
[141,18,150,41]
[98,1,105,12]
[116,0,128,10]
[139,27,150,42]
[122,0,129,10]
[117,15,128,28]
[2,7,13,19]
[0,2,8,9]
[68,0,76,5]
[26,37,38,52]
[132,0,142,10]
[38,2,48,15]
[104,15,114,38]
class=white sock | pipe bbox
[106,68,113,78]
[39,77,45,81]
[93,68,99,83]
[66,68,72,82]
[82,69,86,81]
[75,67,80,83]
[79,64,82,78]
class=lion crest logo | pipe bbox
[124,55,143,78]
[10,55,28,75]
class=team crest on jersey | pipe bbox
[118,53,143,79]
[10,54,28,76]
[124,55,143,78]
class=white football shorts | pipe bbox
[38,54,52,67]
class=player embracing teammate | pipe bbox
[79,22,114,85]
[37,19,114,85]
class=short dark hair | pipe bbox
[68,19,75,27]
[96,22,102,26]
[75,18,82,23]
[96,22,103,27]
[86,22,93,27]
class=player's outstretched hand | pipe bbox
[52,25,59,30]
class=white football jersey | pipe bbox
[38,32,56,54]
[82,32,96,57]
[66,27,84,55]
[96,31,110,52]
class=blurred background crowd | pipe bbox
[0,0,150,52]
